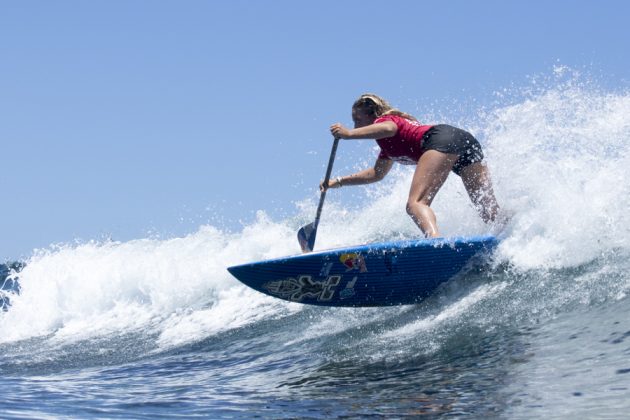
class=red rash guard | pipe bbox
[374,115,433,165]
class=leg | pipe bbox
[407,150,459,238]
[459,162,500,223]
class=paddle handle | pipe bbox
[313,137,340,229]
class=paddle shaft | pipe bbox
[312,137,340,232]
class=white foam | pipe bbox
[2,71,629,348]
[484,82,630,268]
[0,222,301,345]
[381,282,508,340]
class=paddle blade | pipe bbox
[297,222,317,253]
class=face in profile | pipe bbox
[352,108,373,128]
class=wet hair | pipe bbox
[352,93,418,122]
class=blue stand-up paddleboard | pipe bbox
[227,235,498,307]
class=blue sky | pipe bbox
[1,0,629,260]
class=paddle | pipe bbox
[297,137,340,253]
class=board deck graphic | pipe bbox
[227,235,498,307]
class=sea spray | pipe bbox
[2,72,629,363]
[0,223,299,345]
[480,76,630,268]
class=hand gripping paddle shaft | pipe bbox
[297,137,340,253]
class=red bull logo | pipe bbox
[339,253,368,273]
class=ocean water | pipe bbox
[2,75,630,418]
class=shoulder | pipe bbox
[374,115,399,124]
[374,115,415,127]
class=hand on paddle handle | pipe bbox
[319,177,341,192]
[330,123,351,139]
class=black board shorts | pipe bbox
[421,124,484,176]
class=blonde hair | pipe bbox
[352,93,417,122]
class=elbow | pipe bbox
[372,160,392,182]
[373,171,387,182]
[383,127,397,138]
[372,121,398,139]
[382,122,398,138]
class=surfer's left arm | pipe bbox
[321,158,393,191]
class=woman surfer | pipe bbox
[322,93,501,238]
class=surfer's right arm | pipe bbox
[330,121,397,140]
[320,158,393,191]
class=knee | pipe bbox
[406,199,427,216]
[405,201,415,216]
